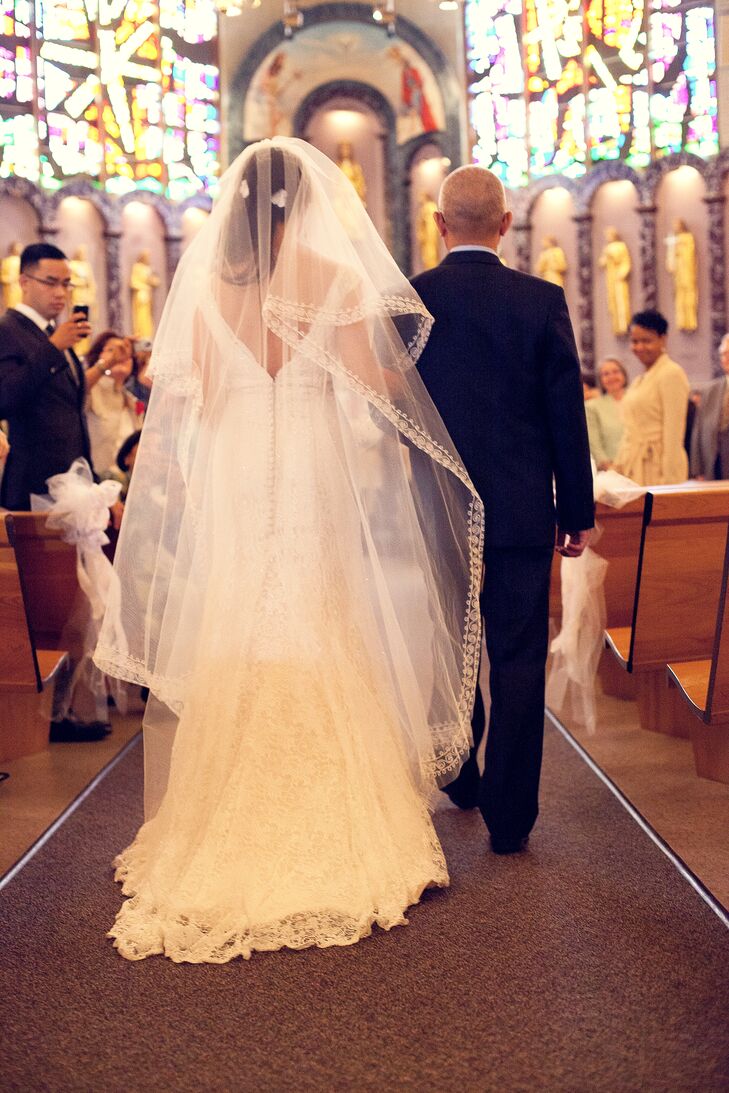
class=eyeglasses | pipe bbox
[23,274,74,290]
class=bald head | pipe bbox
[437,166,509,246]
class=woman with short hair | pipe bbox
[613,309,689,485]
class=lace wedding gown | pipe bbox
[108,345,450,963]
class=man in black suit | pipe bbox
[0,242,111,742]
[412,166,594,854]
[0,242,94,509]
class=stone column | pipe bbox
[573,212,594,374]
[512,221,532,274]
[104,228,123,331]
[704,191,728,370]
[637,203,658,310]
[165,233,183,286]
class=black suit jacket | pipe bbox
[0,308,92,509]
[412,251,594,549]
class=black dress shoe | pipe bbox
[441,782,479,810]
[50,719,112,743]
[490,835,529,855]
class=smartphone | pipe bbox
[73,304,89,321]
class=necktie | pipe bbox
[46,320,80,386]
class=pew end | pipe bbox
[0,514,69,762]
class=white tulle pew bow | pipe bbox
[546,469,647,732]
[31,458,125,722]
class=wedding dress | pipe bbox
[95,138,483,963]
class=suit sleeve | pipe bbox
[0,331,68,417]
[542,288,594,531]
[689,396,707,478]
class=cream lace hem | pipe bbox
[109,852,448,964]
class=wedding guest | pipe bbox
[585,357,628,470]
[690,334,729,480]
[0,243,93,510]
[613,309,689,485]
[85,333,143,478]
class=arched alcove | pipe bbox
[590,179,641,376]
[529,185,579,334]
[654,165,710,380]
[120,202,167,337]
[408,142,447,275]
[0,196,39,313]
[56,196,108,332]
[181,207,209,253]
[301,93,388,242]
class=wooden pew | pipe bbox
[9,511,79,649]
[0,513,68,761]
[550,496,645,699]
[667,524,729,783]
[604,484,729,737]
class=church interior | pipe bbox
[1,1,729,1088]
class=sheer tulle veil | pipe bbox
[95,137,484,815]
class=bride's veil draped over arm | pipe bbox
[95,137,484,816]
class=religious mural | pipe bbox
[243,22,444,145]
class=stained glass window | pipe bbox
[0,0,219,197]
[466,0,719,184]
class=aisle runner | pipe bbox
[1,725,728,1091]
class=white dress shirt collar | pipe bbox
[449,244,500,257]
[14,301,53,332]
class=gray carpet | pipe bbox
[1,722,728,1092]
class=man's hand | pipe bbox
[49,317,92,351]
[556,528,592,558]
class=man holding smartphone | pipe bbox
[0,244,115,741]
[0,242,93,510]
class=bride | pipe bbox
[95,138,484,963]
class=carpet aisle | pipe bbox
[1,722,728,1092]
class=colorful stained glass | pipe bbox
[524,0,587,177]
[466,0,718,183]
[0,0,219,197]
[160,0,220,201]
[466,0,527,187]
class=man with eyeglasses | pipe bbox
[0,242,93,511]
[0,242,111,742]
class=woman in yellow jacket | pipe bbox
[613,309,690,485]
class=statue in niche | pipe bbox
[666,218,698,332]
[336,142,367,207]
[415,193,440,270]
[1,241,22,310]
[535,234,567,289]
[599,227,632,336]
[130,250,161,340]
[69,244,97,356]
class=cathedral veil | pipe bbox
[94,137,484,817]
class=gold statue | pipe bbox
[130,250,161,340]
[1,242,22,310]
[666,218,698,332]
[535,234,567,289]
[415,193,440,270]
[599,227,632,336]
[336,141,367,207]
[69,244,97,356]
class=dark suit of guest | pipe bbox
[412,249,594,843]
[0,308,92,509]
[689,377,729,480]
